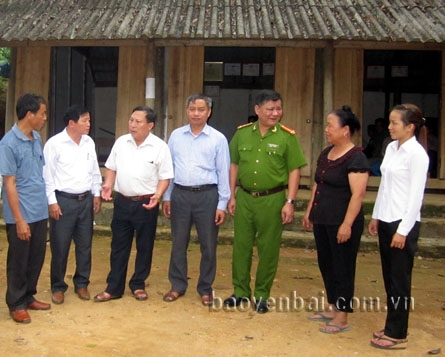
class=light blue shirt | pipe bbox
[0,124,49,224]
[163,124,231,211]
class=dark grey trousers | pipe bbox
[168,186,219,296]
[50,192,94,292]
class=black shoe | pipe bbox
[255,301,269,314]
[223,294,250,307]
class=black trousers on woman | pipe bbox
[313,220,363,313]
[377,220,420,340]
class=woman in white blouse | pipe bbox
[368,103,429,350]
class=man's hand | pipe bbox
[215,209,226,226]
[49,203,62,220]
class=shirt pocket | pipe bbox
[265,145,285,169]
[238,144,253,163]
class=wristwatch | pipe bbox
[285,198,295,204]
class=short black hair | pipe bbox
[132,105,157,124]
[255,90,282,107]
[15,93,47,120]
[63,104,89,126]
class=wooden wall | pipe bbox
[440,49,445,179]
[166,46,204,138]
[275,47,315,177]
[12,47,51,141]
[115,46,148,138]
[333,48,364,146]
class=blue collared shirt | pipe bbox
[0,124,48,224]
[163,124,230,211]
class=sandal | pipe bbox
[201,294,214,306]
[319,322,351,334]
[93,291,121,302]
[373,329,384,338]
[133,289,148,301]
[163,290,184,302]
[307,312,334,322]
[371,336,408,350]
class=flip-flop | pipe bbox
[307,312,334,322]
[370,336,408,350]
[319,322,351,334]
[373,329,384,338]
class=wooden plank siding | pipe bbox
[13,47,51,142]
[115,46,148,139]
[166,47,204,139]
[275,47,315,177]
[333,48,364,147]
[440,49,445,179]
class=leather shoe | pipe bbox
[10,309,31,324]
[223,294,250,307]
[28,300,51,310]
[52,291,65,304]
[75,287,90,301]
[255,301,269,314]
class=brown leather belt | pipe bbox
[240,185,287,197]
[119,193,153,201]
[55,190,91,201]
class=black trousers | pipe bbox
[105,194,159,296]
[50,192,93,293]
[6,219,48,311]
[378,220,420,340]
[313,220,363,313]
[168,185,219,296]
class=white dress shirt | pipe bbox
[43,128,102,205]
[105,132,173,196]
[372,136,429,236]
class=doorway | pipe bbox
[363,50,441,177]
[203,47,275,140]
[50,46,118,165]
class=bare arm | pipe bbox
[282,168,300,224]
[337,172,369,243]
[142,179,170,210]
[101,169,116,201]
[227,163,239,217]
[302,182,317,231]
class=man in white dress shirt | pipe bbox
[94,106,173,302]
[43,105,102,304]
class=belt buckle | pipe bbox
[251,192,260,197]
[78,194,87,200]
[191,187,201,191]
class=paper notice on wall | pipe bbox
[145,78,155,99]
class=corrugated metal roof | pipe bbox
[0,0,444,44]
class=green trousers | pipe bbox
[232,189,285,300]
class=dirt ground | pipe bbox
[0,228,444,357]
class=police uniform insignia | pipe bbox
[237,122,254,130]
[280,124,296,135]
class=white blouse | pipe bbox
[371,136,429,236]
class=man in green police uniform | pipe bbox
[224,90,307,313]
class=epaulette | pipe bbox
[237,122,254,130]
[280,124,296,135]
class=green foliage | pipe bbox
[0,47,10,61]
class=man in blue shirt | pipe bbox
[0,93,50,323]
[162,93,230,306]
